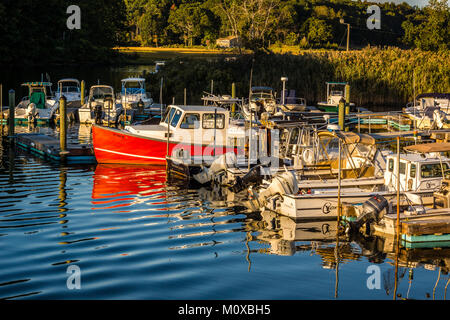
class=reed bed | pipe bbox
[146,47,450,110]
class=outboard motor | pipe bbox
[255,171,299,207]
[27,103,37,123]
[94,104,103,124]
[346,195,388,234]
[230,164,264,193]
[137,99,144,114]
[193,153,237,185]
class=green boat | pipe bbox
[317,82,354,113]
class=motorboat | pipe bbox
[78,85,123,125]
[403,93,450,129]
[54,78,82,108]
[14,82,59,124]
[92,104,247,165]
[317,82,355,113]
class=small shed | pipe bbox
[216,36,240,48]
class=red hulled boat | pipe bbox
[92,105,245,165]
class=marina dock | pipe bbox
[14,133,95,164]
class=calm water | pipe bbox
[0,124,449,300]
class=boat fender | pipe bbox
[302,148,315,165]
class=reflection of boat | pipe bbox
[14,82,59,124]
[92,164,166,208]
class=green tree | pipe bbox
[402,0,450,51]
[306,18,332,47]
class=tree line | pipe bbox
[126,0,449,51]
[0,0,448,65]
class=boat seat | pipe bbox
[30,92,45,109]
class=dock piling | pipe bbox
[231,83,236,115]
[81,80,85,105]
[338,98,345,130]
[8,89,15,139]
[59,96,68,160]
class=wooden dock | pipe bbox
[372,210,450,248]
[15,133,96,164]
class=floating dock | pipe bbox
[15,133,96,164]
[371,210,450,248]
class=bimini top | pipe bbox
[121,78,145,83]
[21,82,52,87]
[318,131,375,145]
[404,142,450,154]
[326,82,347,85]
[58,78,80,84]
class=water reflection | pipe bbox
[1,134,450,299]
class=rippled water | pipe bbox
[0,125,449,300]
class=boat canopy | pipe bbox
[318,131,375,145]
[21,82,52,87]
[121,78,145,95]
[404,142,450,153]
[58,79,80,84]
[326,82,347,85]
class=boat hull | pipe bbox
[92,124,239,165]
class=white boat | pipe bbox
[252,143,450,220]
[14,82,59,124]
[403,93,450,129]
[54,78,82,107]
[117,77,153,108]
[78,85,123,125]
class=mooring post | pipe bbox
[184,88,187,105]
[59,96,68,161]
[0,84,3,134]
[231,83,236,116]
[81,80,85,105]
[8,89,15,140]
[338,98,345,131]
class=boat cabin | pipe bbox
[384,153,450,192]
[55,79,81,99]
[121,78,146,96]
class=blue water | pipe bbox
[0,125,449,300]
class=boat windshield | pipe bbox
[60,86,80,93]
[164,107,175,124]
[170,109,183,127]
[421,163,448,178]
[91,87,113,100]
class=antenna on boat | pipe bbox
[248,59,254,171]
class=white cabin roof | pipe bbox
[170,105,228,113]
[387,153,450,163]
[121,78,145,82]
